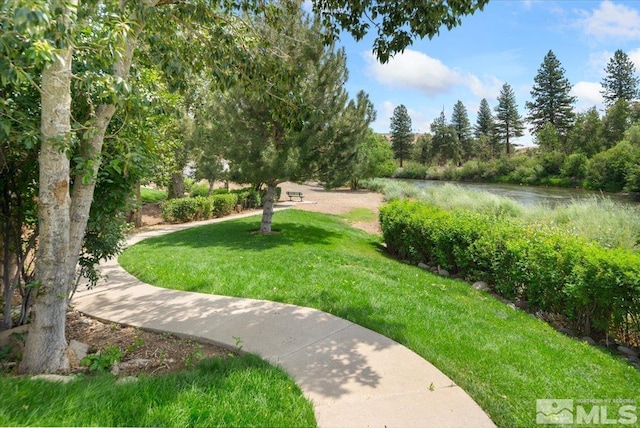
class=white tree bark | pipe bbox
[259,184,278,234]
[19,1,149,374]
[19,33,74,374]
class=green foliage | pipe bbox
[585,140,637,192]
[140,187,167,204]
[379,199,640,341]
[494,83,525,155]
[601,49,640,107]
[525,50,576,141]
[161,194,238,223]
[561,153,588,183]
[81,346,122,372]
[324,129,395,189]
[390,104,413,167]
[189,182,210,198]
[119,209,640,428]
[314,0,489,63]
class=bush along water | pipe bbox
[379,198,640,351]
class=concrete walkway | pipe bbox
[72,210,495,428]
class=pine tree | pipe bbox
[525,50,576,145]
[494,83,524,155]
[451,100,474,161]
[390,104,413,167]
[430,110,460,165]
[474,98,499,158]
[601,49,640,107]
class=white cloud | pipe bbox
[466,74,503,100]
[628,47,640,70]
[588,50,613,77]
[364,49,463,97]
[571,81,604,111]
[576,0,640,41]
[364,49,503,102]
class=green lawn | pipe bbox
[140,187,167,204]
[119,209,640,427]
[0,354,315,427]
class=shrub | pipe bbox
[162,194,239,223]
[561,153,588,182]
[190,182,210,198]
[585,141,636,192]
[162,198,200,223]
[212,194,238,217]
[379,199,640,343]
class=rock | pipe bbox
[507,302,517,310]
[112,359,151,376]
[417,262,430,270]
[617,345,639,358]
[558,327,576,337]
[0,325,28,347]
[581,336,597,346]
[472,281,489,291]
[116,376,139,385]
[430,267,438,273]
[628,355,639,363]
[68,340,90,367]
[515,300,528,310]
[31,374,75,383]
[437,268,450,277]
[631,362,640,370]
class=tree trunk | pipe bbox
[19,33,74,374]
[259,184,277,234]
[20,0,145,374]
[168,172,185,199]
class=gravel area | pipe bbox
[278,182,384,234]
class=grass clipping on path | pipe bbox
[120,209,640,428]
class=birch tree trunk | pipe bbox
[259,184,278,234]
[19,33,74,374]
[19,1,146,374]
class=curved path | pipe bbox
[73,209,495,428]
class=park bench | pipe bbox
[286,191,304,201]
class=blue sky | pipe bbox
[332,0,640,146]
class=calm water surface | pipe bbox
[407,180,640,208]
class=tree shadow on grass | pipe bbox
[138,220,341,253]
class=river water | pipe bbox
[406,180,640,208]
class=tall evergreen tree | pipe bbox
[451,100,474,161]
[430,110,461,165]
[390,104,413,167]
[213,7,375,234]
[494,83,524,155]
[474,98,499,158]
[601,49,640,107]
[525,50,576,144]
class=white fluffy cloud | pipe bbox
[364,49,502,100]
[364,49,462,97]
[571,81,604,111]
[577,0,640,41]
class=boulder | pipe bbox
[617,345,639,358]
[472,281,489,291]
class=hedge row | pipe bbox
[162,194,238,223]
[379,199,640,341]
